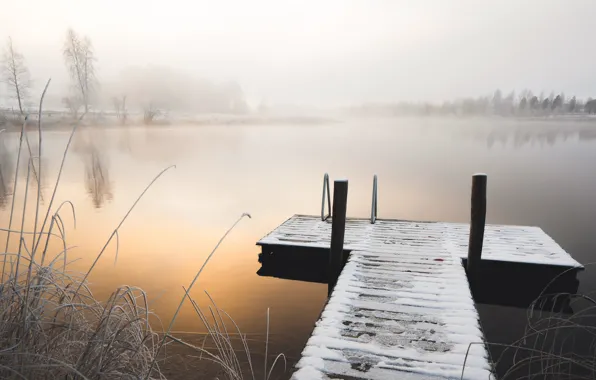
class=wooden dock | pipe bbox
[257,215,583,380]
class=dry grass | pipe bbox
[0,81,164,379]
[0,84,285,379]
[460,268,595,380]
[491,270,596,380]
[165,294,286,380]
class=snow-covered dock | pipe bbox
[257,215,582,380]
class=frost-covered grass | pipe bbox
[486,269,596,380]
[0,85,285,379]
[166,296,286,380]
[0,84,165,379]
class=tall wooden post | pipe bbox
[467,174,487,274]
[329,180,348,295]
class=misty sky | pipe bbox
[1,0,595,106]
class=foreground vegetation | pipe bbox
[0,88,285,379]
[487,270,596,380]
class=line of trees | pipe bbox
[1,30,250,125]
[349,90,596,117]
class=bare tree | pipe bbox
[143,102,161,125]
[62,96,82,119]
[63,29,96,117]
[112,95,127,125]
[2,37,31,116]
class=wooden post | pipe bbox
[329,180,348,294]
[467,174,487,274]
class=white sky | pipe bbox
[1,0,595,106]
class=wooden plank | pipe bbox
[257,215,583,269]
[292,251,491,380]
[257,215,583,380]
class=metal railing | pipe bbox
[321,173,331,221]
[371,175,378,224]
[321,173,377,222]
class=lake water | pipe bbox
[1,117,596,378]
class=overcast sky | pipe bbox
[1,0,595,106]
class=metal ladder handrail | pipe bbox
[371,174,378,224]
[321,173,331,221]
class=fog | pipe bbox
[1,0,595,109]
[2,3,596,379]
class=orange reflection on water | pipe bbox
[3,120,596,376]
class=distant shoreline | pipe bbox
[2,112,596,131]
[0,113,341,131]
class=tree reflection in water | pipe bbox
[76,128,113,209]
[0,134,14,209]
[84,144,112,208]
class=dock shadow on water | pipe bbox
[258,245,331,284]
[258,244,581,312]
[465,259,581,312]
[478,274,596,380]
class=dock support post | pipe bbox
[467,174,487,275]
[329,180,348,295]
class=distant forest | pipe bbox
[349,90,596,117]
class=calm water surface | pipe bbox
[1,118,596,378]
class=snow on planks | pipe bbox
[293,252,490,380]
[258,215,583,268]
[257,215,582,380]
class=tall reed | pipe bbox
[0,84,285,379]
[461,267,595,380]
